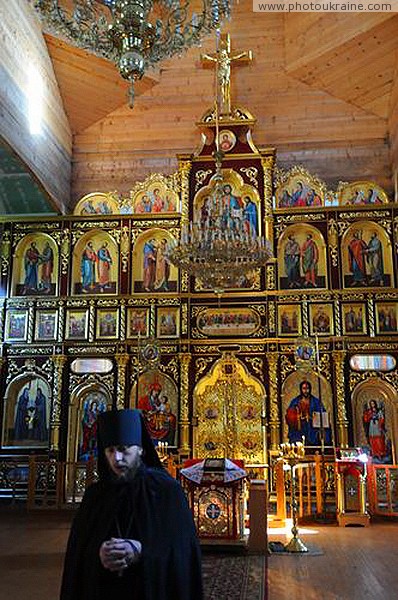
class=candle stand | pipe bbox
[279,441,308,553]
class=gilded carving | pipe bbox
[6,347,53,356]
[178,158,191,224]
[367,296,375,337]
[181,302,188,335]
[51,354,66,426]
[195,169,213,191]
[260,155,274,211]
[268,301,276,333]
[332,350,348,446]
[119,303,126,341]
[266,263,276,290]
[161,357,179,381]
[15,222,60,232]
[181,271,189,293]
[68,346,116,355]
[339,210,390,221]
[239,166,258,187]
[276,213,324,224]
[379,220,392,234]
[328,218,339,267]
[245,356,263,377]
[302,297,309,337]
[72,221,119,230]
[120,225,130,273]
[60,228,71,275]
[115,353,129,409]
[179,352,192,453]
[87,301,94,342]
[334,299,341,337]
[195,357,214,381]
[0,230,11,277]
[27,302,34,343]
[267,352,279,449]
[349,369,398,391]
[280,355,295,380]
[57,303,65,343]
[69,373,114,396]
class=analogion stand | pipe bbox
[335,451,370,527]
[180,458,247,548]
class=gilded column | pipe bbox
[333,350,348,447]
[177,157,192,227]
[115,353,130,410]
[0,230,11,278]
[261,153,275,245]
[267,352,280,450]
[177,156,192,294]
[51,354,66,452]
[179,352,192,455]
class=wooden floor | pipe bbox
[0,508,397,599]
[268,520,398,600]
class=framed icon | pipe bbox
[127,308,149,338]
[217,129,236,152]
[342,303,367,335]
[157,306,179,338]
[66,310,89,340]
[309,303,334,336]
[278,304,301,336]
[5,310,28,342]
[35,310,57,341]
[375,303,398,334]
[96,308,118,339]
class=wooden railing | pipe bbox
[1,453,341,520]
[271,454,337,523]
[367,464,398,516]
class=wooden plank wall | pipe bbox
[71,8,393,204]
[0,1,72,213]
[390,50,398,200]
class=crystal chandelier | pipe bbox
[169,148,273,295]
[32,0,231,106]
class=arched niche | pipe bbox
[74,192,120,216]
[72,230,118,295]
[132,229,178,294]
[193,352,266,464]
[2,374,51,448]
[275,169,326,208]
[193,168,262,237]
[67,382,112,465]
[278,223,328,290]
[341,221,394,289]
[130,370,178,447]
[281,370,334,447]
[351,377,397,464]
[11,232,58,296]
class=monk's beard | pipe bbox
[109,456,143,483]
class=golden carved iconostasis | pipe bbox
[0,57,398,491]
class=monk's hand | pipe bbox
[99,538,142,572]
[123,539,142,566]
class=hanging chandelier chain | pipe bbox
[32,0,231,106]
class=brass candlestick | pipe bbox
[280,441,308,553]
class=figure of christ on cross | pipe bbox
[201,33,253,116]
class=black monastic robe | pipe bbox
[60,465,203,600]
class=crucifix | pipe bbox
[201,33,253,117]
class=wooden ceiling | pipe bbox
[284,14,398,119]
[44,35,160,134]
[2,7,398,214]
[44,12,398,137]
